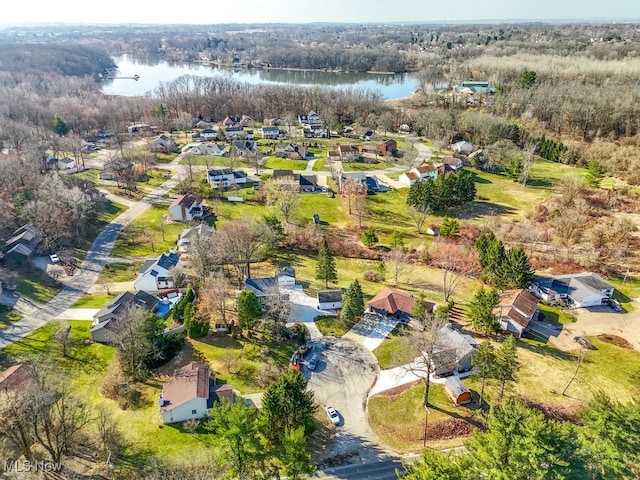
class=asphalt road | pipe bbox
[314,457,405,480]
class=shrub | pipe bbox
[363,270,382,282]
[256,363,282,388]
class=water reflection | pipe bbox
[102,54,417,99]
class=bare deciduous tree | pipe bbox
[197,273,231,331]
[429,240,480,301]
[341,177,367,215]
[409,205,431,234]
[215,220,265,285]
[384,249,409,284]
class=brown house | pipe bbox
[368,287,435,321]
[0,364,35,393]
[378,139,397,156]
[493,289,539,338]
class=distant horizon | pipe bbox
[3,0,639,26]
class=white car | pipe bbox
[325,406,340,426]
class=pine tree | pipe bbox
[586,160,605,188]
[350,279,364,318]
[53,113,69,136]
[361,227,378,247]
[340,280,364,325]
[468,287,500,336]
[315,239,337,288]
[501,247,534,288]
[472,341,497,407]
[495,335,520,403]
[440,217,460,237]
[237,290,261,330]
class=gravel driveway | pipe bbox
[306,337,396,466]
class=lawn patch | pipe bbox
[315,315,351,337]
[263,157,309,171]
[72,292,119,308]
[0,305,22,331]
[98,262,144,283]
[373,324,416,369]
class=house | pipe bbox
[398,171,420,186]
[367,287,435,321]
[454,81,495,95]
[378,139,398,156]
[194,120,212,129]
[239,115,254,127]
[243,269,293,308]
[160,363,233,424]
[298,111,320,125]
[91,290,159,343]
[275,143,309,159]
[317,289,343,310]
[273,169,318,192]
[451,141,473,155]
[177,223,216,254]
[134,251,180,292]
[128,123,152,135]
[493,289,539,338]
[207,168,248,189]
[168,194,207,222]
[336,145,360,162]
[302,126,328,138]
[0,364,35,394]
[100,159,132,181]
[264,117,282,126]
[223,116,242,127]
[57,157,77,170]
[275,267,296,287]
[345,126,373,139]
[194,128,218,141]
[233,140,258,157]
[188,143,227,156]
[3,225,41,259]
[444,377,473,406]
[259,126,281,139]
[224,126,244,140]
[530,273,615,308]
[437,163,455,177]
[399,163,438,186]
[440,156,464,171]
[152,135,176,153]
[429,323,477,377]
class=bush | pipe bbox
[363,270,383,282]
[256,363,282,388]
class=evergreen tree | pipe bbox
[412,292,427,321]
[468,287,500,336]
[341,280,364,325]
[315,239,337,288]
[53,114,69,136]
[276,426,316,480]
[586,160,605,188]
[475,232,506,286]
[261,369,317,447]
[519,69,537,88]
[440,217,460,237]
[361,227,379,247]
[402,449,474,480]
[501,247,534,288]
[469,398,581,479]
[389,230,404,248]
[472,341,497,408]
[237,290,261,330]
[495,335,520,403]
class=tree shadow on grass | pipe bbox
[517,338,575,361]
[452,201,518,220]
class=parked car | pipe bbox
[606,298,622,312]
[325,406,340,426]
[308,354,319,371]
[573,336,594,350]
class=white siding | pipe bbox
[319,301,342,310]
[161,398,208,424]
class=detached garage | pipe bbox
[444,377,472,406]
[318,289,343,310]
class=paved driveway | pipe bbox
[343,313,399,351]
[284,286,327,340]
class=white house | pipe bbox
[530,273,615,308]
[134,252,180,292]
[233,140,258,157]
[440,156,464,171]
[429,324,477,377]
[317,289,343,310]
[399,164,438,186]
[276,267,296,287]
[259,126,281,139]
[199,128,218,140]
[152,135,176,153]
[160,363,234,424]
[168,194,206,222]
[224,126,244,140]
[298,111,321,125]
[57,157,76,170]
[207,168,248,188]
[451,141,473,155]
[399,171,419,186]
[189,143,227,156]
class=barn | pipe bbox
[444,377,473,406]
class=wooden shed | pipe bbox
[444,377,472,406]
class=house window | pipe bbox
[191,409,197,415]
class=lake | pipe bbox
[101,55,418,100]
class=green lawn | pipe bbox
[13,265,63,303]
[0,321,214,466]
[368,336,640,453]
[297,192,349,226]
[0,305,22,331]
[373,324,416,369]
[188,334,297,394]
[537,304,577,326]
[112,204,186,257]
[137,168,173,191]
[312,157,328,172]
[155,152,178,164]
[73,168,100,183]
[97,262,144,283]
[98,200,128,224]
[263,157,309,171]
[341,159,395,172]
[71,292,118,308]
[314,316,351,337]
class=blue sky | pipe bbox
[4,0,639,24]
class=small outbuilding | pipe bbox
[444,377,472,406]
[317,289,343,310]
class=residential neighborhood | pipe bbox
[0,17,639,480]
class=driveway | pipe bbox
[343,313,399,351]
[306,337,395,466]
[284,286,327,341]
[550,302,640,352]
